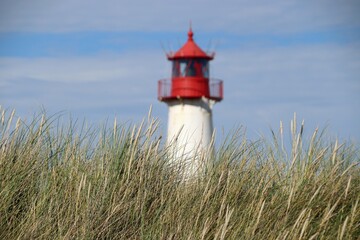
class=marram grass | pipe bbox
[0,108,359,239]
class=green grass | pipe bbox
[0,107,359,239]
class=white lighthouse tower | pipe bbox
[158,28,223,177]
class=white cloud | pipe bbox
[0,52,169,83]
[0,51,169,124]
[0,0,359,33]
[213,42,360,140]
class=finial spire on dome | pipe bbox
[188,21,193,40]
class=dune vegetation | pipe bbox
[0,107,359,239]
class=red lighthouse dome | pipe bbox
[168,28,213,60]
[158,28,223,101]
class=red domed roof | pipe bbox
[167,28,214,60]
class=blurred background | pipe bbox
[0,0,359,143]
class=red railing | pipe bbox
[209,79,224,101]
[158,79,172,100]
[158,78,223,101]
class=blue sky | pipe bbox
[0,0,359,144]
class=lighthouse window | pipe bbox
[172,61,180,77]
[172,59,209,78]
[180,61,188,76]
[201,60,209,78]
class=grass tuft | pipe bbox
[0,107,359,239]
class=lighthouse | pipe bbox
[158,27,223,177]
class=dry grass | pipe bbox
[0,107,359,239]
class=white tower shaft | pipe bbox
[167,98,214,177]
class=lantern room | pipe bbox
[158,28,223,102]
